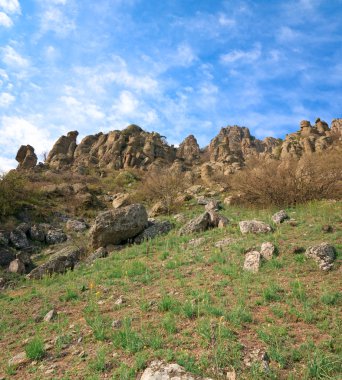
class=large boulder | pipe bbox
[305,242,335,271]
[90,204,148,249]
[27,246,84,279]
[15,144,37,169]
[239,220,273,234]
[140,360,213,380]
[134,221,173,244]
[179,212,211,235]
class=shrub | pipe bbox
[133,166,188,214]
[232,148,342,207]
[0,171,36,219]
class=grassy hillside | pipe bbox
[0,201,341,379]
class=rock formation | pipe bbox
[46,131,78,169]
[176,134,200,164]
[15,145,37,169]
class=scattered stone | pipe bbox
[272,210,289,224]
[8,259,26,274]
[214,238,235,248]
[112,319,122,329]
[0,246,16,267]
[260,242,275,260]
[10,229,30,249]
[112,193,130,209]
[243,348,270,371]
[243,251,261,273]
[239,220,273,234]
[186,185,204,195]
[114,295,125,305]
[140,360,213,380]
[179,212,211,235]
[173,213,186,223]
[66,219,88,232]
[8,352,28,367]
[322,224,333,233]
[305,242,336,271]
[134,221,173,244]
[149,201,167,217]
[90,204,148,249]
[208,211,229,228]
[86,247,108,263]
[187,237,205,247]
[29,224,46,242]
[27,246,84,279]
[45,229,67,245]
[196,196,211,205]
[44,309,56,322]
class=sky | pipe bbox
[0,0,341,172]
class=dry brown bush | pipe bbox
[132,166,189,214]
[232,148,342,207]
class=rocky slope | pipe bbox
[15,118,342,177]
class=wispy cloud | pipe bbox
[1,46,29,68]
[0,0,21,14]
[220,43,261,64]
[0,11,12,27]
[0,92,15,107]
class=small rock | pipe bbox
[226,370,236,380]
[45,229,67,245]
[290,246,305,254]
[208,211,229,228]
[272,210,289,224]
[44,309,56,322]
[173,214,186,223]
[305,242,335,271]
[244,348,270,371]
[86,247,108,263]
[66,220,88,232]
[260,242,275,260]
[214,238,235,248]
[239,220,272,234]
[112,193,130,209]
[204,199,220,211]
[179,212,211,235]
[114,295,125,305]
[134,221,173,244]
[112,319,122,329]
[149,201,167,217]
[8,259,26,274]
[8,352,28,367]
[322,225,333,233]
[243,251,261,273]
[187,237,205,247]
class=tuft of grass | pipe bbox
[320,292,341,306]
[25,337,45,361]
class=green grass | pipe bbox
[25,337,45,361]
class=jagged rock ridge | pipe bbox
[15,118,342,173]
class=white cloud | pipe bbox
[0,156,17,173]
[1,46,29,68]
[40,7,76,36]
[220,43,261,64]
[0,11,12,27]
[0,116,52,159]
[0,92,15,107]
[0,0,21,14]
[175,44,197,67]
[112,90,139,114]
[218,13,236,27]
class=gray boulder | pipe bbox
[272,210,289,224]
[0,246,16,267]
[46,229,67,245]
[10,229,30,249]
[239,220,273,234]
[208,211,229,228]
[27,246,83,279]
[305,242,335,271]
[66,219,88,232]
[86,247,108,263]
[90,204,148,249]
[134,221,173,244]
[140,360,213,380]
[29,224,46,242]
[179,212,211,235]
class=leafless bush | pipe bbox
[133,167,189,214]
[232,149,342,207]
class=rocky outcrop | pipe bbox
[15,145,38,169]
[46,131,78,169]
[90,203,148,249]
[176,135,200,164]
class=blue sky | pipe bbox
[0,0,341,172]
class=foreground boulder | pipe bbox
[27,246,84,279]
[134,221,173,244]
[90,204,148,249]
[305,242,335,271]
[140,360,213,380]
[239,220,273,234]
